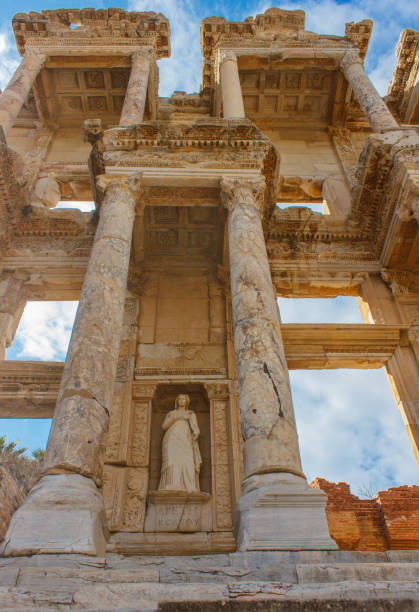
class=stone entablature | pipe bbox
[387,28,419,124]
[12,9,170,58]
[200,8,373,125]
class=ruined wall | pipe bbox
[313,478,419,551]
[0,467,24,543]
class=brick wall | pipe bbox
[0,466,24,542]
[312,478,419,551]
[378,486,419,549]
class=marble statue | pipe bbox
[158,394,202,492]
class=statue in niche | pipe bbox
[158,394,202,493]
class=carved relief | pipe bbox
[210,395,233,530]
[130,400,151,466]
[122,467,148,531]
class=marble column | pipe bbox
[220,51,245,120]
[2,175,141,557]
[119,49,152,126]
[0,274,26,359]
[340,50,398,133]
[220,177,337,551]
[0,50,46,138]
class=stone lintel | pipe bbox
[282,323,409,370]
[0,324,408,418]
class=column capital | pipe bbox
[132,47,154,62]
[220,176,265,214]
[22,48,47,68]
[204,382,230,400]
[219,50,238,64]
[340,49,363,72]
[96,173,143,202]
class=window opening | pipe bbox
[6,301,78,361]
[291,368,419,496]
[277,296,363,324]
[55,201,95,212]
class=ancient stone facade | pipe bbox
[0,6,418,597]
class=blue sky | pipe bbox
[1,0,418,495]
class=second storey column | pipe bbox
[119,49,152,126]
[0,50,46,138]
[340,50,398,133]
[219,51,245,120]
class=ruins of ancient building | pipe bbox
[0,6,418,608]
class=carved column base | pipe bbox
[1,474,108,557]
[234,473,337,551]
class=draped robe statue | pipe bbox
[158,394,202,493]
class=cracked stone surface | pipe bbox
[220,177,303,480]
[43,179,138,481]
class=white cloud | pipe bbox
[128,0,202,96]
[9,301,78,361]
[277,296,364,324]
[124,0,417,98]
[252,0,418,95]
[56,201,95,212]
[291,368,419,494]
[0,30,19,91]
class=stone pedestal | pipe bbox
[120,49,152,126]
[145,490,211,532]
[235,473,337,551]
[340,50,398,133]
[220,51,245,119]
[220,177,335,550]
[0,50,46,137]
[1,474,108,556]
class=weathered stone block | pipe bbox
[235,473,338,551]
[1,474,108,557]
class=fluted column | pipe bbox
[119,49,152,126]
[220,177,303,480]
[220,176,336,551]
[0,50,46,137]
[220,51,245,120]
[2,175,141,557]
[341,50,398,133]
